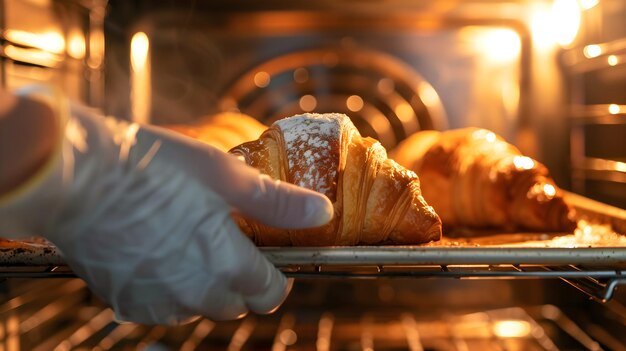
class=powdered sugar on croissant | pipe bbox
[274,113,352,200]
[230,113,442,246]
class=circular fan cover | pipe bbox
[220,47,447,150]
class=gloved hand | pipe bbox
[0,88,333,325]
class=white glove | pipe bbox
[0,88,333,325]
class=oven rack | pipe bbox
[279,263,626,303]
[1,261,624,303]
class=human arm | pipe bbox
[0,88,333,324]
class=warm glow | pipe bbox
[67,31,86,59]
[130,32,151,124]
[368,113,393,141]
[553,0,581,46]
[609,104,621,114]
[316,313,334,351]
[530,6,555,49]
[254,71,270,88]
[543,183,557,198]
[531,1,581,48]
[394,103,414,123]
[347,95,364,112]
[4,45,61,67]
[418,82,442,110]
[88,29,105,69]
[5,29,65,54]
[608,55,618,66]
[513,156,535,170]
[583,44,602,58]
[477,29,521,63]
[493,320,532,338]
[299,95,317,112]
[579,0,599,10]
[130,32,150,72]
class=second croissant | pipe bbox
[391,128,576,232]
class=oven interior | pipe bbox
[0,278,625,350]
[1,0,626,350]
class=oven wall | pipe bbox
[2,1,623,207]
[0,0,106,107]
[102,0,579,188]
[562,0,626,208]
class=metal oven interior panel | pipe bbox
[0,0,106,106]
[103,1,531,150]
[562,0,626,209]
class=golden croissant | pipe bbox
[230,113,442,246]
[166,112,267,151]
[391,128,576,232]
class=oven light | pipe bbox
[584,44,602,58]
[4,29,65,54]
[88,29,105,69]
[4,45,61,67]
[131,32,150,72]
[492,320,532,338]
[131,32,151,124]
[553,0,581,46]
[579,0,599,10]
[608,55,619,66]
[67,31,86,60]
[477,29,521,63]
[609,104,621,114]
[531,0,581,48]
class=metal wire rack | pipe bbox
[278,263,626,303]
[0,192,624,302]
[1,261,625,303]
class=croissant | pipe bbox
[230,113,442,246]
[391,128,576,232]
[166,112,267,151]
